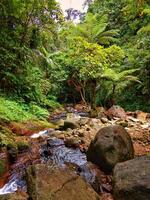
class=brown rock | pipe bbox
[101,117,109,124]
[26,164,100,200]
[113,156,150,200]
[105,106,126,120]
[61,120,79,130]
[136,111,148,123]
[116,120,128,127]
[87,125,134,172]
[64,137,80,148]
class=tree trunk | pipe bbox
[112,83,116,97]
[90,80,97,109]
[79,89,87,105]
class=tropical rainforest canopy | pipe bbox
[0,0,150,122]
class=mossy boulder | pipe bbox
[16,141,30,153]
[0,125,16,148]
[7,143,18,164]
[0,159,6,177]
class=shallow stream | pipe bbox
[0,112,98,195]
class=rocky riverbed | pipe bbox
[0,105,150,200]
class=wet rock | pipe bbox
[65,137,81,148]
[78,162,112,194]
[60,120,79,130]
[26,164,100,200]
[113,156,150,200]
[105,106,126,120]
[7,144,18,164]
[87,125,134,172]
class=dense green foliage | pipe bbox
[0,0,63,104]
[87,0,150,110]
[0,96,50,121]
[0,0,149,119]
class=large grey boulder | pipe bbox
[87,125,134,172]
[113,156,150,200]
[26,164,100,200]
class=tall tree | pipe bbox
[0,0,63,102]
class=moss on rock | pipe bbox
[0,159,6,177]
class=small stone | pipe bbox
[65,137,80,148]
[116,120,128,127]
[101,117,109,124]
[63,120,79,130]
[79,117,89,126]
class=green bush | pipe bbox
[0,97,34,122]
[44,99,62,110]
[0,97,54,122]
[29,103,49,120]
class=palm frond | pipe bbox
[96,36,118,45]
[117,69,139,80]
[99,29,120,37]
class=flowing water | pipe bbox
[0,133,97,195]
[0,111,99,196]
